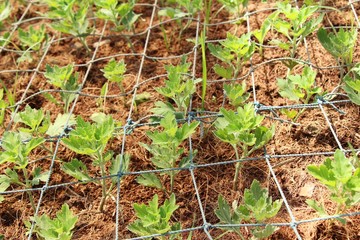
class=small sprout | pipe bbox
[99,58,127,109]
[214,103,274,190]
[307,149,360,223]
[128,193,181,239]
[25,203,78,239]
[277,66,322,121]
[215,179,282,239]
[44,64,80,113]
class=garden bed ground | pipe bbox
[1,0,360,239]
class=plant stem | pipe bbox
[22,169,36,211]
[98,154,108,212]
[200,29,207,110]
[232,144,241,191]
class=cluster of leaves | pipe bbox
[208,32,255,79]
[218,0,248,19]
[307,150,360,223]
[44,64,80,113]
[18,24,47,51]
[158,0,202,50]
[0,0,11,47]
[128,193,181,239]
[317,27,357,72]
[214,103,274,190]
[224,82,250,108]
[152,61,200,119]
[44,0,92,51]
[61,113,127,212]
[137,113,198,192]
[343,64,360,105]
[94,0,140,32]
[0,131,46,209]
[215,179,283,239]
[25,203,78,240]
[99,58,127,109]
[268,2,324,69]
[277,66,322,121]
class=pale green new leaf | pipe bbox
[46,113,76,137]
[44,64,74,88]
[101,59,126,83]
[331,150,353,184]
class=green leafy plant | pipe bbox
[215,179,282,239]
[208,32,255,80]
[217,0,248,19]
[159,0,202,42]
[45,0,92,51]
[277,66,322,121]
[343,65,360,105]
[17,24,47,63]
[128,193,181,239]
[94,0,140,32]
[25,203,78,240]
[137,113,199,192]
[0,88,8,125]
[99,58,127,109]
[44,64,80,113]
[94,0,139,51]
[152,61,200,119]
[0,0,11,30]
[214,103,274,190]
[13,105,51,137]
[0,131,46,209]
[317,27,357,74]
[268,2,324,69]
[223,82,250,108]
[307,149,360,223]
[253,16,272,58]
[61,113,127,212]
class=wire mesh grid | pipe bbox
[0,0,360,239]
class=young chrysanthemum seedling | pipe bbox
[277,66,322,121]
[137,113,199,192]
[215,179,283,239]
[307,149,360,224]
[128,193,182,239]
[214,103,274,190]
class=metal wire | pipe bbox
[0,1,360,239]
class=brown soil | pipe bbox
[1,0,360,240]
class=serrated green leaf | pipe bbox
[46,113,76,137]
[62,159,91,182]
[136,173,163,190]
[332,150,353,184]
[213,64,233,79]
[252,224,279,239]
[306,199,328,217]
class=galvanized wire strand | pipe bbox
[187,13,213,239]
[115,0,158,238]
[264,148,303,240]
